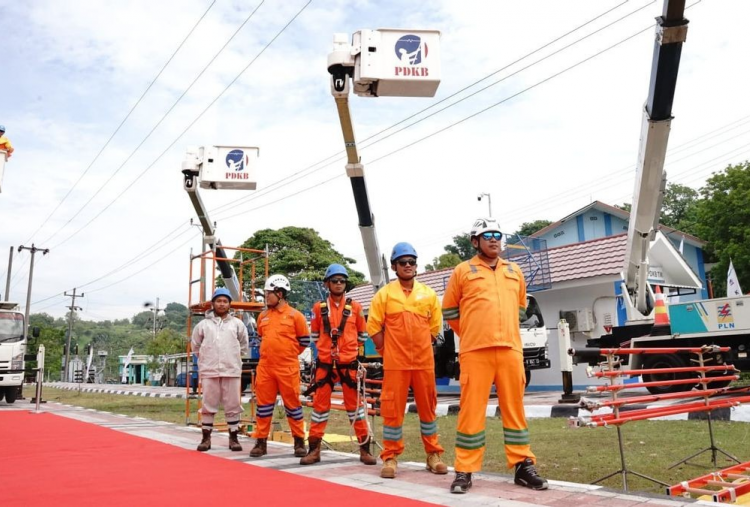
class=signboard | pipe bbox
[200,146,259,190]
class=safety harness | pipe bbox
[303,297,359,395]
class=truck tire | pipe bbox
[5,386,18,404]
[643,354,696,395]
[0,388,5,402]
[525,369,531,388]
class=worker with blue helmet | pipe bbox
[0,125,14,159]
[191,285,248,452]
[367,242,447,478]
[301,262,376,466]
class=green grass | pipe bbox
[32,387,750,494]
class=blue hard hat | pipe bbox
[211,287,232,302]
[390,242,418,263]
[0,125,5,132]
[324,263,348,281]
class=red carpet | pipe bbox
[0,411,434,507]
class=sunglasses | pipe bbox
[396,259,417,267]
[480,232,503,241]
[329,278,347,285]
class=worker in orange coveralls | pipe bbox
[299,263,377,466]
[249,274,310,459]
[442,218,548,494]
[367,242,448,479]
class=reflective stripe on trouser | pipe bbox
[251,363,305,439]
[379,369,444,461]
[199,377,243,431]
[455,347,535,471]
[308,367,368,440]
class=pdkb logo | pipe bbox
[226,149,248,172]
[394,35,427,65]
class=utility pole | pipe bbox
[18,244,50,339]
[145,297,165,339]
[477,192,492,217]
[63,288,84,382]
[4,246,13,300]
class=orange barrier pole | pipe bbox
[578,397,750,427]
[588,375,739,392]
[580,386,750,410]
[591,364,738,378]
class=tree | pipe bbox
[513,220,552,238]
[614,203,632,213]
[695,161,750,296]
[660,182,699,235]
[145,328,185,384]
[443,233,474,261]
[236,227,366,313]
[164,302,188,332]
[425,253,462,272]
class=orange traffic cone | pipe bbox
[653,285,670,326]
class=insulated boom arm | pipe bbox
[329,63,390,291]
[622,0,688,319]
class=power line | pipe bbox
[209,1,644,216]
[41,1,267,246]
[24,1,218,245]
[48,0,310,251]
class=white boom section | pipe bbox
[327,29,441,290]
[621,0,689,322]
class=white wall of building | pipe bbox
[528,278,622,390]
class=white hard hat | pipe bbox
[264,274,291,293]
[470,217,502,237]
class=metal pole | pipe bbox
[63,288,83,382]
[18,244,50,340]
[4,245,13,300]
[34,344,45,413]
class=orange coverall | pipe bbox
[253,304,310,439]
[442,256,534,471]
[366,280,444,461]
[308,298,369,441]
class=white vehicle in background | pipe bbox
[0,301,38,404]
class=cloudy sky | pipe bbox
[1,0,749,321]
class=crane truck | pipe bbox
[0,302,39,403]
[573,0,750,394]
[326,30,549,387]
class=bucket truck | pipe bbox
[327,32,549,388]
[575,0,750,394]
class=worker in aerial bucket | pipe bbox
[0,125,14,159]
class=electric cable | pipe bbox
[22,0,218,245]
[41,1,267,246]
[48,1,311,250]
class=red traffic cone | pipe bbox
[653,285,670,326]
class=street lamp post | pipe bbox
[477,192,492,217]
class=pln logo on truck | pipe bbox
[717,303,735,329]
[394,34,430,77]
[225,149,250,180]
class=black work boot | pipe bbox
[249,438,267,457]
[228,430,242,452]
[450,472,473,494]
[300,437,321,465]
[514,458,549,490]
[197,428,212,452]
[293,436,307,457]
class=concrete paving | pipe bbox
[0,398,715,506]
